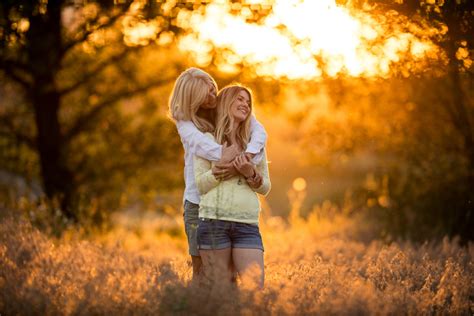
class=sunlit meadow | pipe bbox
[1,192,473,315]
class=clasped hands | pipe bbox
[211,142,262,188]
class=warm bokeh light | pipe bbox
[177,0,442,79]
[122,1,160,47]
[123,19,159,46]
[292,177,307,192]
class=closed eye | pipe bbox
[238,96,250,106]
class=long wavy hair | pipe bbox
[168,67,217,132]
[215,85,253,150]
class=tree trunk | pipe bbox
[445,32,474,241]
[26,0,77,221]
[446,39,474,165]
[32,89,76,220]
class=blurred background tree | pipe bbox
[0,0,202,223]
[356,0,472,242]
[295,0,474,241]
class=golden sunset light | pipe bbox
[123,19,159,46]
[177,0,441,79]
[1,0,473,314]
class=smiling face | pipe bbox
[230,90,251,123]
[215,85,253,149]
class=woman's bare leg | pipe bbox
[232,248,264,288]
[199,248,233,285]
[191,255,203,282]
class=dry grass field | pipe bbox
[1,204,473,315]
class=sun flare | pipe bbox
[176,0,442,79]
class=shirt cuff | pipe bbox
[245,144,261,155]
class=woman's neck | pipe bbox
[229,121,240,148]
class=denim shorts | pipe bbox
[197,218,264,251]
[183,200,200,256]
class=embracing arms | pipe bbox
[246,116,267,164]
[194,153,221,195]
[176,120,221,161]
[194,148,271,196]
[193,129,271,196]
[233,149,271,195]
[176,116,267,162]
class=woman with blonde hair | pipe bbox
[169,69,267,281]
[194,84,270,288]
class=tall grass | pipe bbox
[1,204,473,315]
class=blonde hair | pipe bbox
[168,67,217,132]
[215,85,253,150]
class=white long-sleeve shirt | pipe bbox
[176,116,267,204]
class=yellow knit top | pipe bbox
[194,134,271,224]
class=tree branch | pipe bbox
[58,45,143,96]
[61,1,134,57]
[64,76,173,143]
[0,116,36,149]
[0,57,29,71]
[0,59,31,89]
[0,130,36,150]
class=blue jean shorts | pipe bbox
[183,200,200,257]
[197,218,264,251]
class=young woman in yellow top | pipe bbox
[194,85,271,288]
